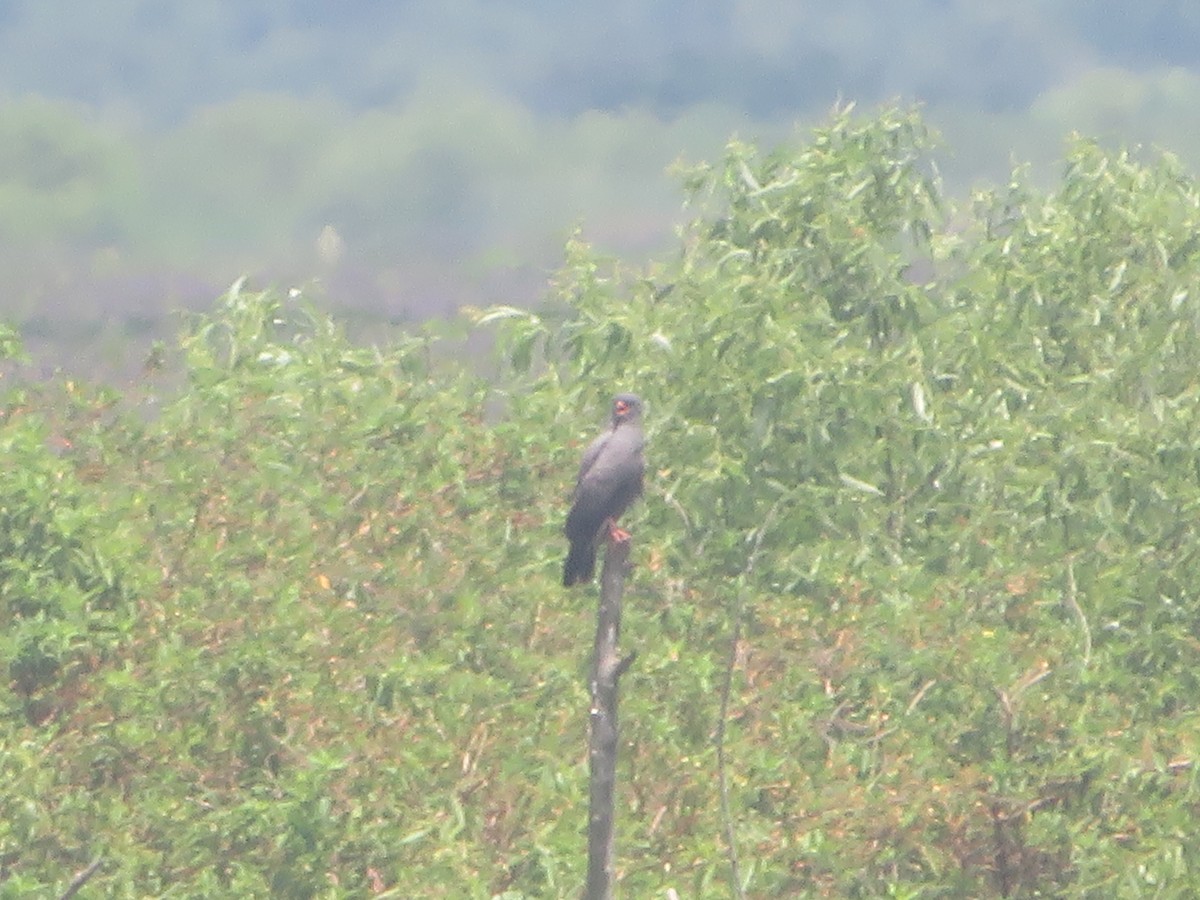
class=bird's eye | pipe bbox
[615,401,628,414]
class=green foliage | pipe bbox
[6,105,1200,896]
[484,106,1200,895]
[0,367,136,724]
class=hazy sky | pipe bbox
[3,0,1200,355]
[1,3,1195,125]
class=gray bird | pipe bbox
[563,394,645,586]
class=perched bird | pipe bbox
[563,394,645,586]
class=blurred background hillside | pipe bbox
[2,1,1200,373]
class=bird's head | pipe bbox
[611,393,643,425]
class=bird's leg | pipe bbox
[605,517,631,544]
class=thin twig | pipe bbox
[715,585,747,900]
[59,857,103,900]
[905,679,938,716]
[1062,558,1090,668]
[715,501,782,900]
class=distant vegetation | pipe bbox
[5,2,1200,372]
[4,106,1200,896]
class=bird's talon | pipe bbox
[607,523,631,544]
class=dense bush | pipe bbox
[4,107,1200,896]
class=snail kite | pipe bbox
[563,393,645,586]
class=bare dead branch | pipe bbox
[586,534,633,900]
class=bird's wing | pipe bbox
[565,425,644,542]
[576,427,643,499]
[575,429,612,488]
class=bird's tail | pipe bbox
[563,540,596,586]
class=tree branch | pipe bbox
[586,534,634,900]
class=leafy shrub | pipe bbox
[0,342,134,723]
[5,107,1200,897]
[486,109,1200,895]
